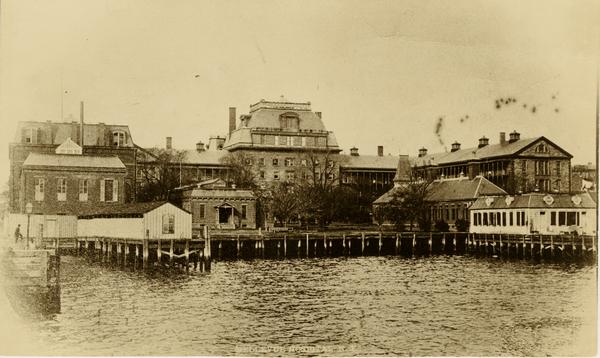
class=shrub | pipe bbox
[434,220,449,232]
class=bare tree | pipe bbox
[220,152,258,190]
[136,147,186,201]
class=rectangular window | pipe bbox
[285,158,294,167]
[520,212,526,226]
[34,178,45,201]
[558,211,566,226]
[497,212,501,226]
[258,158,265,166]
[305,137,316,147]
[192,203,205,222]
[113,131,126,147]
[556,161,561,176]
[566,212,577,226]
[79,179,88,202]
[162,214,175,234]
[293,136,302,146]
[509,212,513,226]
[516,212,521,226]
[100,179,119,202]
[551,212,556,225]
[272,158,279,166]
[273,171,280,180]
[259,171,265,179]
[502,212,506,226]
[278,136,288,146]
[242,204,247,220]
[264,135,276,145]
[483,212,488,226]
[286,171,295,181]
[57,178,67,201]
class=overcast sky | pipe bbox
[1,0,598,182]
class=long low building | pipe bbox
[469,192,597,235]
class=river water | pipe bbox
[1,255,597,356]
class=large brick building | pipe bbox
[19,139,127,215]
[9,113,137,213]
[411,131,572,195]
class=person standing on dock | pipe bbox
[14,224,23,244]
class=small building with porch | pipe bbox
[170,178,257,235]
[469,192,597,235]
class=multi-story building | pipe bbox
[9,114,137,212]
[411,131,572,195]
[223,100,342,185]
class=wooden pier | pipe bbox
[75,237,211,272]
[207,231,597,263]
[0,249,61,315]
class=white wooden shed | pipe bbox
[77,201,192,240]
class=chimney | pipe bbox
[478,136,489,148]
[166,136,172,150]
[377,145,383,157]
[418,147,428,158]
[196,141,205,152]
[499,132,506,145]
[79,101,84,147]
[350,147,359,156]
[229,107,236,134]
[509,130,520,143]
[451,141,461,152]
[315,112,322,119]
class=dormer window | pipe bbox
[536,143,548,153]
[22,127,38,144]
[279,112,300,131]
[113,131,126,147]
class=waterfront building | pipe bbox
[469,192,597,235]
[77,201,192,240]
[339,146,398,197]
[18,138,127,215]
[411,131,572,195]
[373,174,507,230]
[170,178,257,234]
[9,114,138,213]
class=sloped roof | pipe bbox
[23,152,126,169]
[138,147,229,166]
[188,188,256,199]
[470,192,597,210]
[373,176,507,205]
[410,136,570,167]
[78,201,189,218]
[340,154,399,170]
[425,176,507,202]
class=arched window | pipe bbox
[113,131,126,147]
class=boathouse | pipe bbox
[469,192,597,235]
[170,178,257,234]
[77,201,192,240]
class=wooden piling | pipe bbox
[395,233,399,255]
[236,236,240,258]
[169,240,174,265]
[284,235,287,257]
[306,234,309,257]
[124,241,129,266]
[116,242,122,266]
[550,235,554,259]
[442,233,446,254]
[428,232,432,255]
[184,239,190,273]
[142,240,148,270]
[453,233,457,255]
[343,234,347,254]
[157,239,162,265]
[361,233,365,255]
[378,232,382,255]
[412,233,416,256]
[134,245,139,270]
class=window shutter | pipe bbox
[113,180,119,202]
[100,179,105,202]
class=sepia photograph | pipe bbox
[0,0,597,356]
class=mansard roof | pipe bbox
[14,120,134,147]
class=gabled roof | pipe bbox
[410,136,572,167]
[470,192,597,210]
[340,154,399,170]
[425,176,507,202]
[77,201,188,218]
[23,152,126,170]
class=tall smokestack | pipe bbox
[377,145,383,157]
[79,101,84,146]
[229,107,236,134]
[166,136,172,150]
